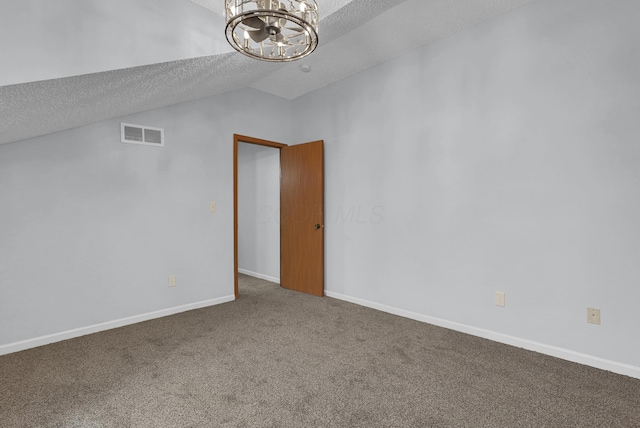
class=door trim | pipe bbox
[233,134,287,298]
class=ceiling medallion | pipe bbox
[225,0,319,62]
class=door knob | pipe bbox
[314,224,323,230]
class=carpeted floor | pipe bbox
[1,274,639,427]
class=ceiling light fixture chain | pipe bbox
[225,0,319,62]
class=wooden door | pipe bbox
[280,141,324,297]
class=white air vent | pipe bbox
[121,123,164,147]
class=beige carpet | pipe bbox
[1,274,639,427]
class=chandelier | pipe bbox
[225,0,319,62]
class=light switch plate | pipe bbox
[210,202,217,213]
[495,291,506,307]
[169,275,176,287]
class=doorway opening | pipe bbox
[233,135,287,298]
[233,134,325,299]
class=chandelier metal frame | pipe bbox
[225,0,319,62]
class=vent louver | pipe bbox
[121,123,164,147]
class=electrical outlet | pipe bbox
[495,292,506,307]
[587,307,601,325]
[169,275,176,287]
[210,202,217,213]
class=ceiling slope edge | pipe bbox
[0,52,279,146]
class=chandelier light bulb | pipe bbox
[225,0,319,62]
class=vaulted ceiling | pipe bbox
[0,0,534,145]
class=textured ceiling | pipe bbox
[0,0,535,145]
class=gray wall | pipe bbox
[292,0,640,369]
[237,143,280,281]
[0,88,290,346]
[0,0,230,86]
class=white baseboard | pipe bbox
[0,295,236,357]
[238,268,280,284]
[325,291,640,380]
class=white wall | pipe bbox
[0,88,290,350]
[292,0,640,376]
[237,143,280,282]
